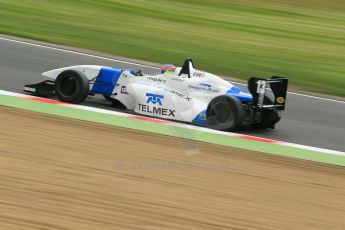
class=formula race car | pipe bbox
[24,59,288,131]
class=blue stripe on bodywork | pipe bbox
[226,86,253,102]
[91,68,122,96]
[192,110,207,126]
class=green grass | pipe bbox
[0,0,344,96]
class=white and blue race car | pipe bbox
[24,59,288,131]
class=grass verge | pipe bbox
[0,94,344,166]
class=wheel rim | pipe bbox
[60,77,78,97]
[210,102,234,125]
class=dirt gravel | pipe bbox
[0,106,344,230]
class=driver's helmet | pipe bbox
[160,64,176,74]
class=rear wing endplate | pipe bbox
[248,76,288,110]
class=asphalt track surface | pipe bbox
[0,37,344,151]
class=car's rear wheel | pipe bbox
[206,95,245,131]
[55,70,89,103]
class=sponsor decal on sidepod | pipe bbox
[146,93,164,106]
[146,77,166,83]
[137,93,176,117]
[188,83,219,93]
[163,88,191,101]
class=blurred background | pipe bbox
[0,0,344,96]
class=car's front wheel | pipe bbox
[55,70,89,103]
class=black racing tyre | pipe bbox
[260,96,281,128]
[55,70,89,104]
[206,95,245,131]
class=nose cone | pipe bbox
[226,86,253,102]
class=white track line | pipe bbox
[287,92,345,104]
[1,36,344,104]
[281,142,345,156]
[0,37,158,69]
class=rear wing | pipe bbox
[248,76,288,110]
